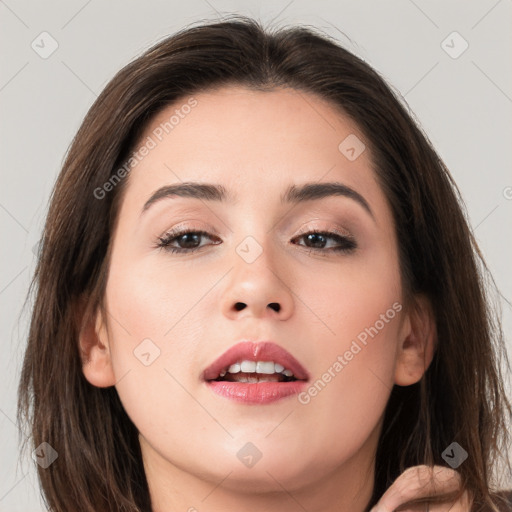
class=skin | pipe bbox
[80,85,445,511]
[370,465,472,511]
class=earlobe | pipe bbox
[394,295,436,387]
[78,302,117,388]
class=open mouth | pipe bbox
[209,360,300,383]
[203,341,309,404]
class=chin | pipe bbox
[199,449,321,494]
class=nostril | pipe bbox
[233,302,280,312]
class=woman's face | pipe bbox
[85,85,416,502]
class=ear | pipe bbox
[77,300,116,388]
[394,294,436,386]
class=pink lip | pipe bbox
[203,341,310,405]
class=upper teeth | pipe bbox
[219,360,294,378]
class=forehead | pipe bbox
[122,85,384,215]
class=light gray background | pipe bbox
[1,1,511,510]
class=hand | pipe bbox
[370,465,473,512]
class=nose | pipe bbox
[221,241,294,321]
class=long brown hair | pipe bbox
[17,15,512,512]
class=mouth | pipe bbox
[211,360,299,383]
[203,341,309,404]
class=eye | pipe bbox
[155,227,357,255]
[291,229,357,253]
[156,228,220,254]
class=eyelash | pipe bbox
[155,227,357,255]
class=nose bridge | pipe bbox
[220,228,294,320]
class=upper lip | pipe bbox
[203,341,310,381]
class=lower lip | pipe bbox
[206,380,307,404]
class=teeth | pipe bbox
[240,360,256,373]
[255,361,275,374]
[222,360,295,378]
[228,363,241,373]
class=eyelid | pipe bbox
[293,222,353,239]
[158,220,215,238]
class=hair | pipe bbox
[17,14,512,512]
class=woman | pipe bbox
[17,15,512,512]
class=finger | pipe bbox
[370,465,463,512]
[398,489,472,512]
[447,489,473,512]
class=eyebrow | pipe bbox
[140,181,374,219]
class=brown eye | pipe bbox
[292,230,357,253]
[157,229,220,254]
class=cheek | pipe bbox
[102,255,230,429]
[293,259,401,451]
[294,242,402,359]
[102,260,219,466]
[105,253,224,350]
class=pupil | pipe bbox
[307,233,325,248]
[180,233,199,248]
